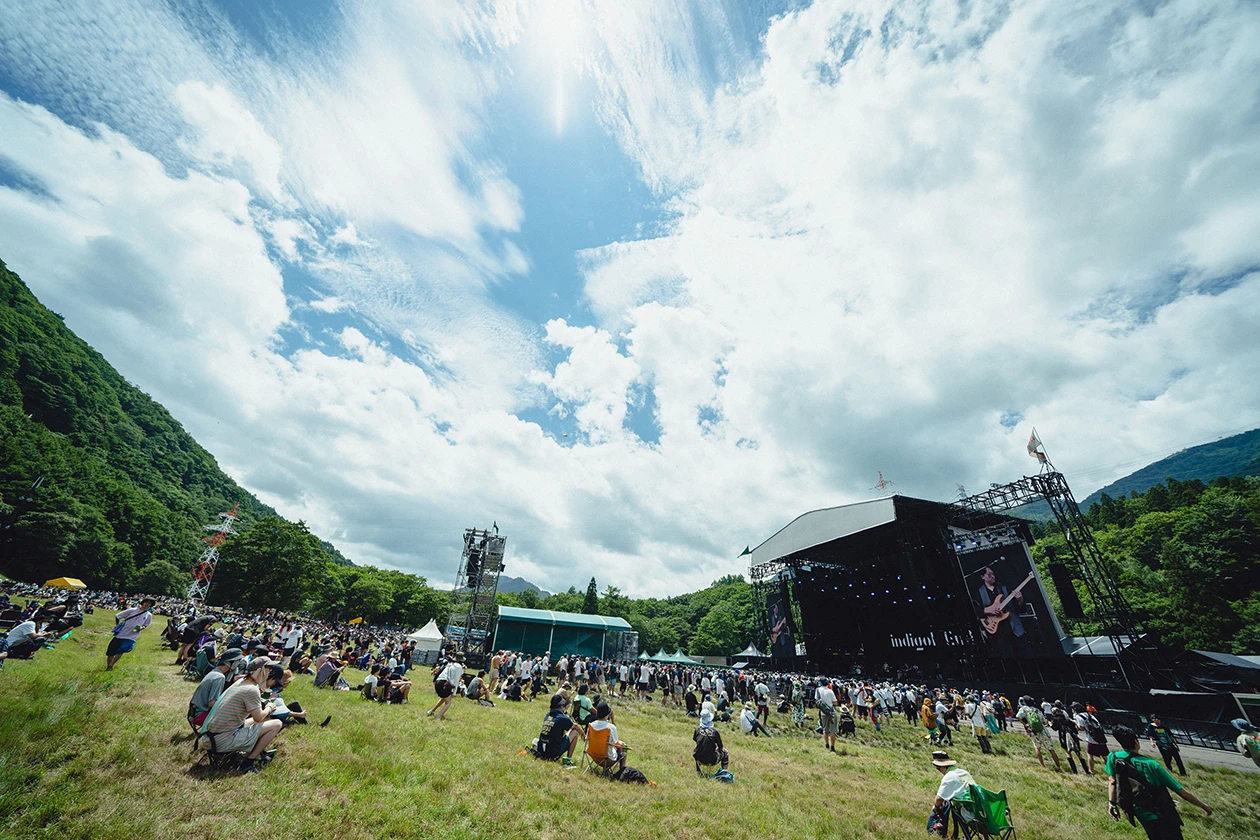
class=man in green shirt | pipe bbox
[1106,726,1210,840]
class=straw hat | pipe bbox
[931,750,956,768]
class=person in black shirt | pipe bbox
[1145,716,1186,777]
[535,694,584,765]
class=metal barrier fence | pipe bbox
[1099,710,1240,752]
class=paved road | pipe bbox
[1178,743,1259,774]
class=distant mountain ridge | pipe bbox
[1079,427,1260,509]
[497,575,550,597]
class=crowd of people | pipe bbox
[1,580,1250,836]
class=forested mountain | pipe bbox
[1030,475,1260,654]
[1079,428,1260,509]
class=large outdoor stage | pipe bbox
[747,479,1172,689]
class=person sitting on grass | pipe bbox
[466,670,494,706]
[190,647,243,728]
[1107,725,1210,840]
[503,676,523,702]
[199,658,284,774]
[926,750,975,837]
[685,685,699,717]
[1234,718,1260,769]
[314,653,348,689]
[693,709,730,774]
[3,616,50,660]
[740,701,771,737]
[533,693,584,767]
[572,683,593,725]
[587,702,628,774]
[379,668,412,704]
[363,663,383,700]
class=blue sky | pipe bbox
[1,0,1258,594]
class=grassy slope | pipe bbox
[2,614,1258,840]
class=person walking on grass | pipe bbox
[1107,725,1210,840]
[1144,716,1185,777]
[1016,695,1062,771]
[106,597,155,671]
[427,657,463,720]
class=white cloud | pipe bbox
[175,81,287,203]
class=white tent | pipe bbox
[733,642,764,658]
[407,619,445,664]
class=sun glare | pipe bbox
[530,0,583,135]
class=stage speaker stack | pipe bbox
[1047,562,1086,619]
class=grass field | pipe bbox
[2,612,1258,840]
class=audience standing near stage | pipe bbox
[1107,725,1210,840]
[817,681,839,751]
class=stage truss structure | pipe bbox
[946,471,1159,689]
[187,504,240,602]
[445,527,506,659]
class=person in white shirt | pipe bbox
[817,682,840,751]
[106,598,155,671]
[927,751,975,836]
[427,659,464,720]
[586,703,627,773]
[740,701,771,737]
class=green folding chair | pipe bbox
[950,784,1016,839]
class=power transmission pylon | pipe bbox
[187,504,240,603]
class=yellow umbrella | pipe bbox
[44,577,87,590]
[348,616,364,624]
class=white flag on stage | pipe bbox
[1027,428,1048,465]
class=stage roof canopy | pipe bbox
[750,497,900,565]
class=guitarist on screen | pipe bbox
[976,564,1032,658]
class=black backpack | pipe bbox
[1112,754,1179,827]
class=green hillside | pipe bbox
[1080,427,1260,509]
[0,257,348,592]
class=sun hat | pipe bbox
[1233,718,1259,733]
[931,750,956,767]
[700,710,714,727]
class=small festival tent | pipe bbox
[44,577,87,589]
[732,642,764,659]
[407,619,445,665]
[671,649,698,663]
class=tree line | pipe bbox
[1030,475,1260,654]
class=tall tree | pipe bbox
[211,516,328,612]
[582,576,599,614]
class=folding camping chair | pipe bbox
[695,760,722,779]
[950,784,1017,840]
[582,726,621,779]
